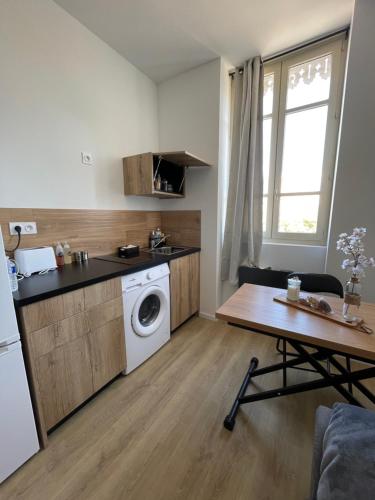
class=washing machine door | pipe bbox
[131,285,168,337]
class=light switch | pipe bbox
[81,152,93,166]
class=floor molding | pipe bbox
[199,311,217,321]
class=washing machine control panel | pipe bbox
[122,263,170,291]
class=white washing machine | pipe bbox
[122,263,170,373]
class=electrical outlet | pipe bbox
[9,222,38,235]
[81,152,93,166]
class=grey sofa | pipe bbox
[310,403,375,500]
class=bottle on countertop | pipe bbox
[63,241,72,264]
[55,242,65,267]
[154,174,161,191]
[7,257,18,292]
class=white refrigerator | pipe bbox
[0,228,39,483]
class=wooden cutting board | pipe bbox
[273,293,364,331]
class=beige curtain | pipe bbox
[221,57,263,285]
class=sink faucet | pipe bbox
[153,234,170,248]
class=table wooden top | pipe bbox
[216,284,375,361]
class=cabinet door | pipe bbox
[21,288,85,333]
[170,253,200,330]
[35,334,93,430]
[89,317,126,392]
[170,255,190,330]
[28,311,90,359]
[189,252,200,315]
[123,153,153,195]
[84,278,122,309]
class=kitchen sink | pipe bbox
[148,246,187,255]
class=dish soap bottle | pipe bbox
[55,242,65,267]
[63,241,72,264]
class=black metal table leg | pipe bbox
[224,324,375,432]
[239,365,375,405]
[282,339,287,387]
[346,355,353,394]
[251,350,327,378]
[288,340,362,406]
[223,357,258,431]
[328,355,375,404]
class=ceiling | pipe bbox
[54,0,354,83]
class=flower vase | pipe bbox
[343,275,362,322]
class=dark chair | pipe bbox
[286,272,344,298]
[238,266,292,289]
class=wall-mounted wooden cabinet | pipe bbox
[123,151,210,199]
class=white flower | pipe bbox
[341,258,353,270]
[337,227,374,277]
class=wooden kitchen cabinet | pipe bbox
[169,252,200,331]
[89,317,125,392]
[19,278,125,446]
[123,151,210,199]
[35,333,93,431]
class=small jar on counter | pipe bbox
[55,242,65,267]
[287,276,301,302]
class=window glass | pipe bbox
[263,118,272,194]
[286,54,332,109]
[263,73,274,115]
[262,196,268,232]
[280,106,328,193]
[278,195,320,233]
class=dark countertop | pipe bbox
[13,247,200,308]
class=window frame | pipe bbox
[263,36,347,246]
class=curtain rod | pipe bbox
[229,25,349,76]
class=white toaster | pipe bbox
[15,247,57,276]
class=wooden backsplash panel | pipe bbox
[0,208,161,257]
[0,208,201,256]
[161,211,201,247]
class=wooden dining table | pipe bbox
[216,283,375,431]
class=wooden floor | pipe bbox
[1,317,365,500]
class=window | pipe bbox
[263,37,346,245]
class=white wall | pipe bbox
[158,60,222,319]
[260,244,326,273]
[0,0,159,210]
[326,0,375,301]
